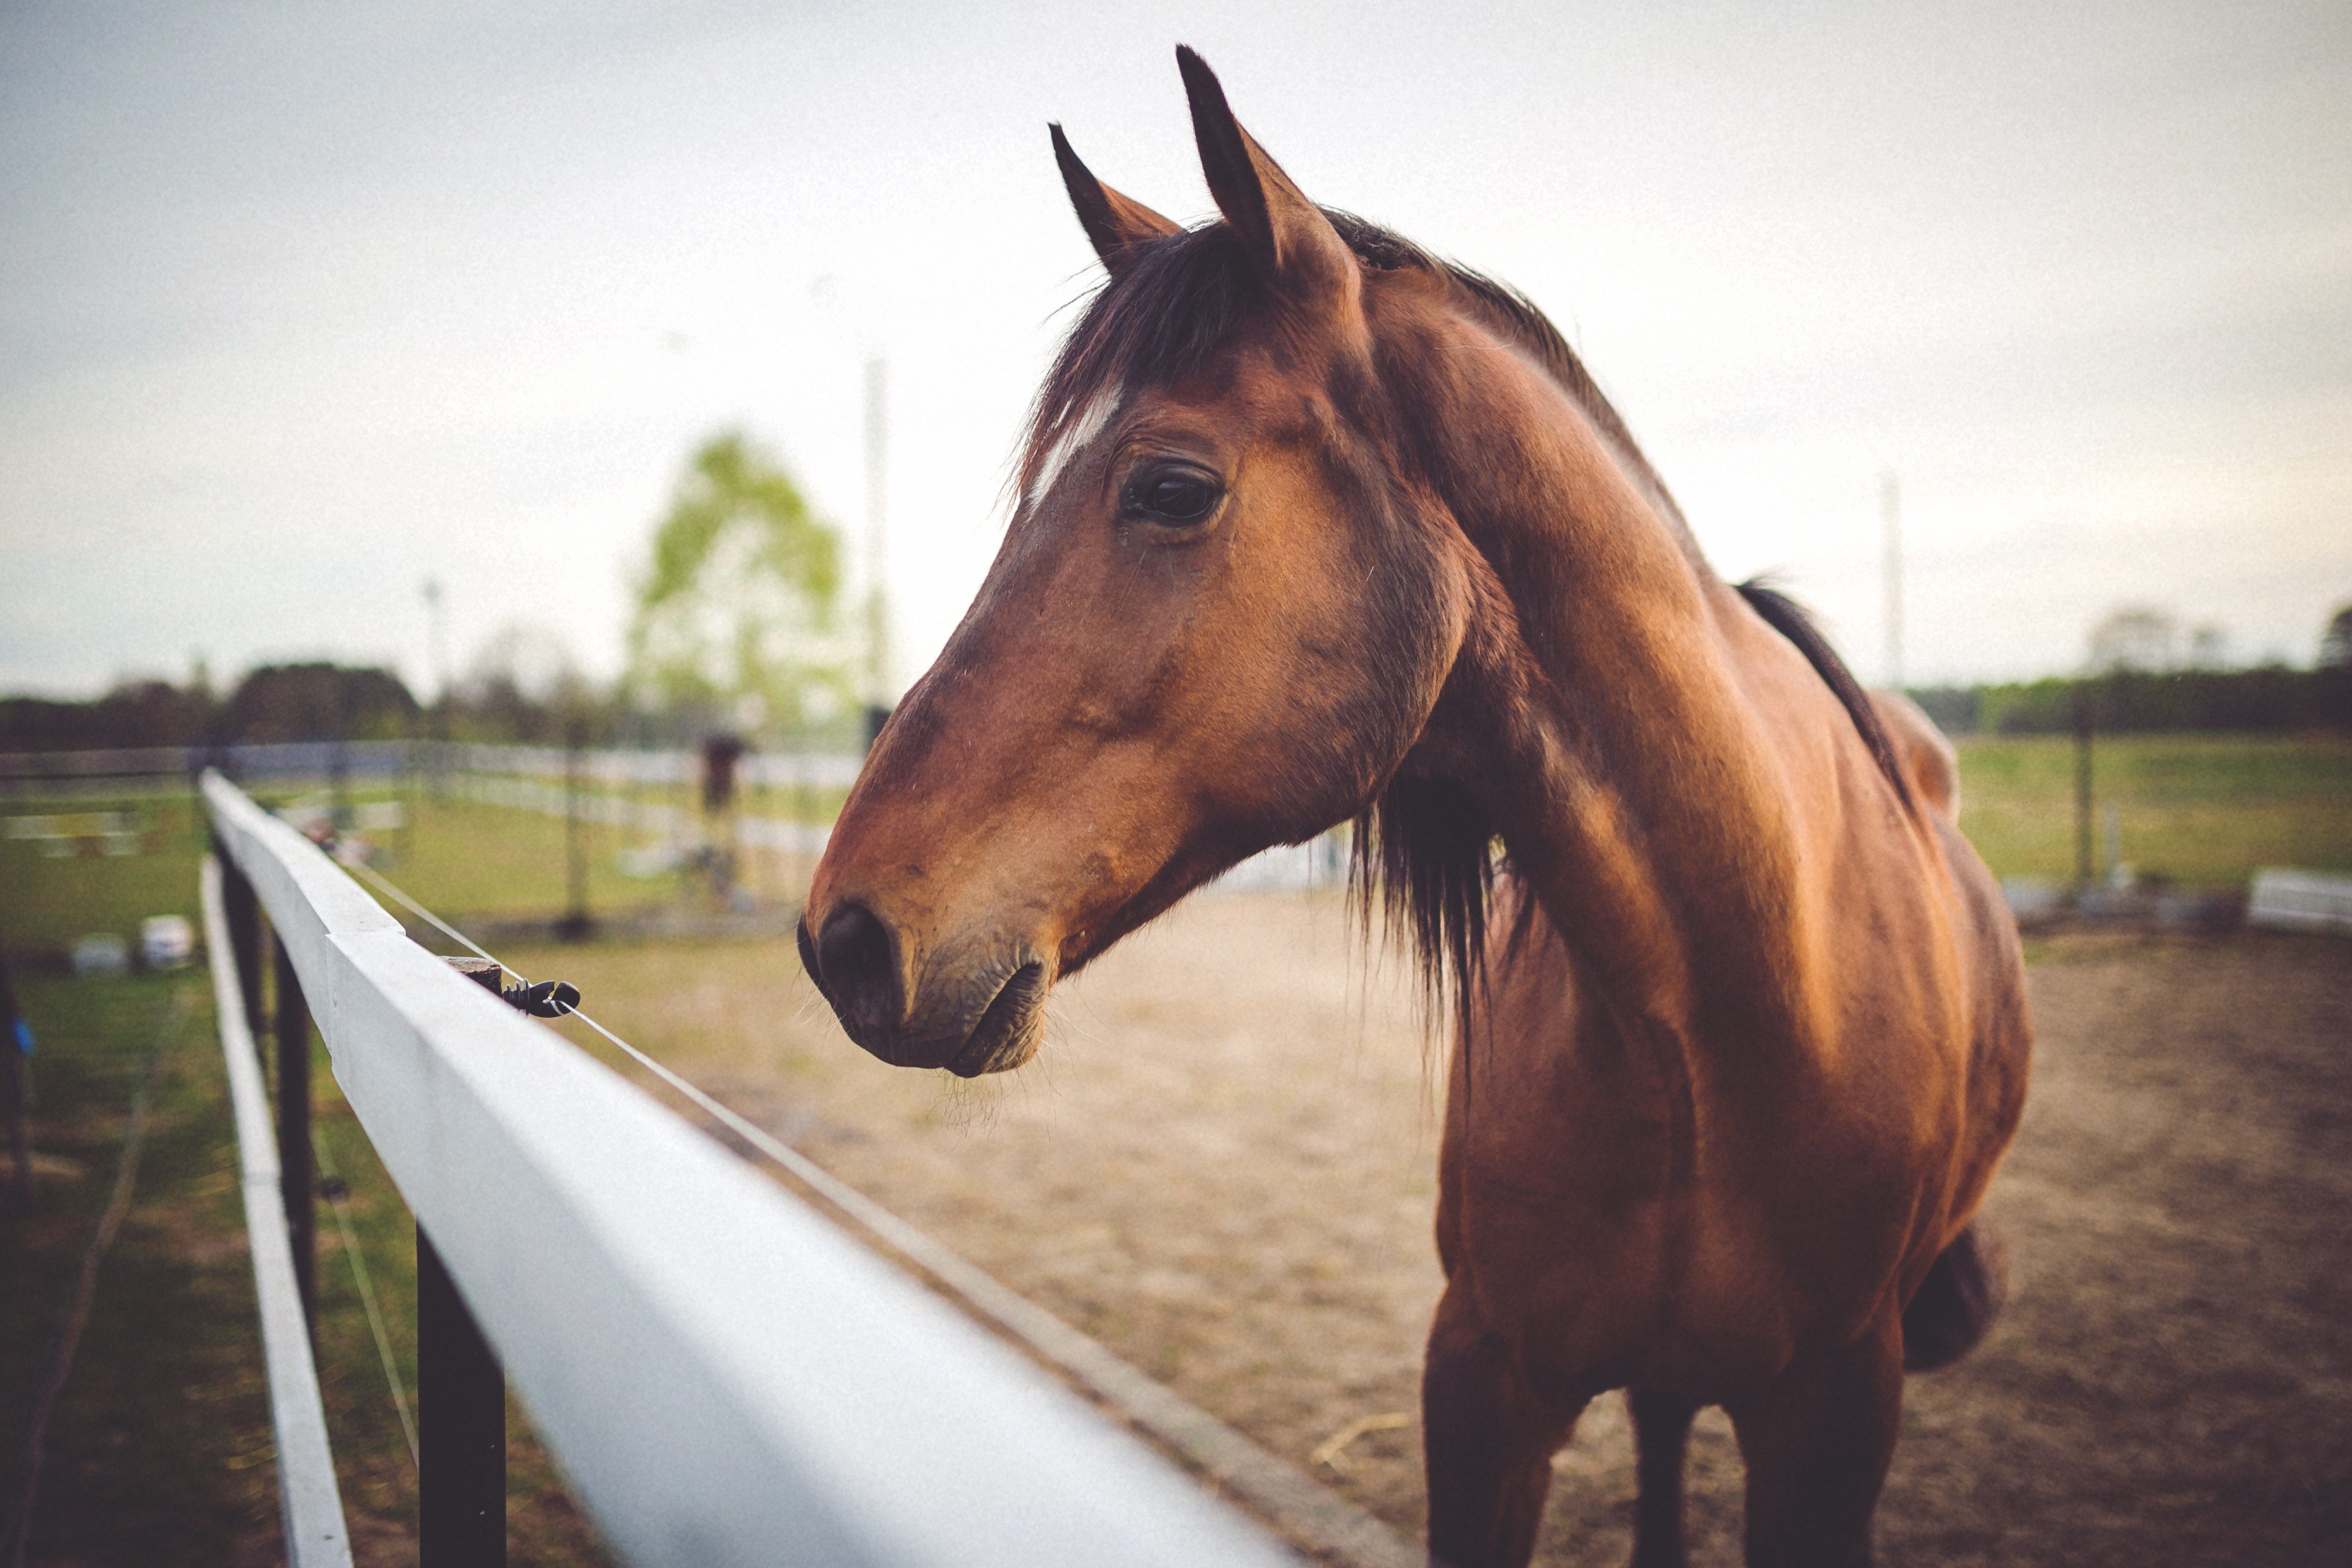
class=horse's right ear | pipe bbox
[1051,124,1180,277]
[1175,46,1356,305]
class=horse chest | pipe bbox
[1443,1006,1927,1390]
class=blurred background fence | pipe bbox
[5,724,2347,982]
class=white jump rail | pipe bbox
[200,769,1298,1568]
[445,743,865,792]
[443,765,1349,886]
[201,855,356,1568]
[2247,867,2352,934]
[446,769,833,856]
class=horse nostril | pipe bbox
[814,901,903,1036]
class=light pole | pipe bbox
[1881,469,1904,692]
[863,356,891,750]
[422,576,450,795]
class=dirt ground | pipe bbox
[518,895,2352,1568]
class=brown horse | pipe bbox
[799,48,2030,1568]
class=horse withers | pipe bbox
[799,48,2029,1568]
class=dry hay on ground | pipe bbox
[531,898,2352,1567]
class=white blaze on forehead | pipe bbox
[1024,385,1121,512]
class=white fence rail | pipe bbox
[444,743,864,793]
[201,770,1297,1567]
[2247,867,2352,934]
[199,856,354,1568]
[440,754,1346,885]
[445,770,833,857]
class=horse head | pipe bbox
[798,49,1495,1075]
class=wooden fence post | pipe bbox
[421,957,508,1567]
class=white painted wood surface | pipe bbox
[200,855,355,1568]
[2247,867,2352,933]
[201,770,1299,1568]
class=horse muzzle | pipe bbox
[797,900,1053,1077]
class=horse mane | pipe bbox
[1734,580,1916,814]
[1022,212,1908,1028]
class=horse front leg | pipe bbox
[1422,1284,1579,1568]
[1627,1388,1700,1568]
[1726,1315,1905,1568]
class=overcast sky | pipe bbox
[3,0,2347,701]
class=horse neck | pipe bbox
[1403,327,1824,1052]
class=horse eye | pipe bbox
[1127,470,1220,525]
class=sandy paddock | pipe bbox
[525,894,2352,1567]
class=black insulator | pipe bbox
[501,978,581,1018]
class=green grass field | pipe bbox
[0,781,817,957]
[1953,732,2352,887]
[0,792,210,958]
[3,737,2343,963]
[1,799,610,1564]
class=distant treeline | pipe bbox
[6,656,2350,755]
[1,664,422,752]
[0,662,856,752]
[1910,664,2352,736]
[0,662,575,752]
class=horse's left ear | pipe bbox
[1175,46,1358,303]
[1051,123,1181,276]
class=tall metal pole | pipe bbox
[863,356,891,750]
[330,681,351,834]
[424,576,449,798]
[1881,469,1904,692]
[424,577,450,713]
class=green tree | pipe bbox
[2322,603,2352,670]
[225,664,418,742]
[2321,603,2352,729]
[626,431,852,731]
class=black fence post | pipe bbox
[421,957,507,1567]
[559,718,592,943]
[2,946,32,1211]
[218,839,265,1037]
[273,936,316,1331]
[2072,684,2095,890]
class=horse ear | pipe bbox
[1051,123,1180,276]
[1175,46,1355,298]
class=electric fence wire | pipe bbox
[339,856,1424,1568]
[308,1122,418,1469]
[347,859,1009,1293]
[346,860,503,972]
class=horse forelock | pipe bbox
[1019,210,1667,518]
[1018,223,1266,505]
